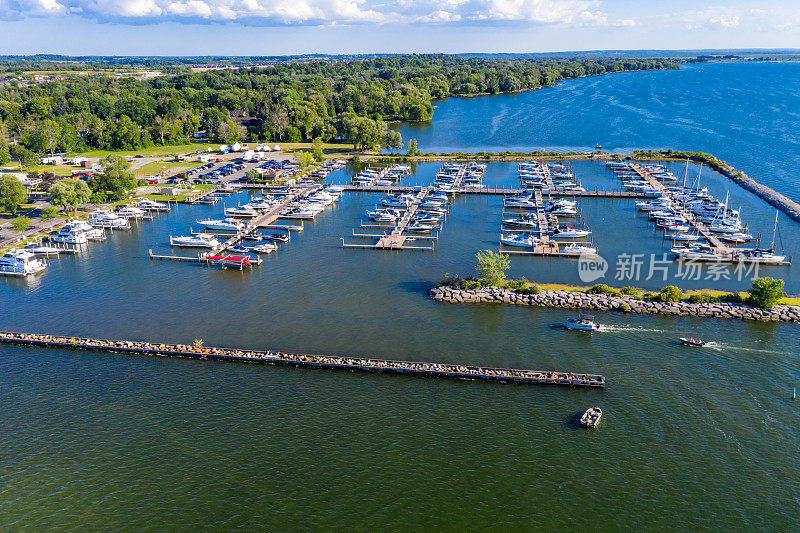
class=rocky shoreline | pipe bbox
[429,286,800,322]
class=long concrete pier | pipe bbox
[0,331,606,388]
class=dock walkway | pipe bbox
[0,332,606,388]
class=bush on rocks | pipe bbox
[658,286,683,303]
[587,284,619,296]
[620,286,639,296]
[748,277,786,310]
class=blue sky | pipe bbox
[0,1,798,55]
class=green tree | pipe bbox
[11,216,30,232]
[407,138,418,156]
[382,130,403,153]
[89,156,137,201]
[285,126,302,143]
[298,151,314,169]
[475,250,510,286]
[0,175,27,214]
[748,277,786,309]
[49,178,92,215]
[246,169,260,181]
[312,137,324,162]
[10,145,38,169]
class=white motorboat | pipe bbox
[720,233,753,244]
[368,209,400,222]
[170,234,220,248]
[250,243,278,254]
[502,215,538,228]
[564,314,600,331]
[551,225,591,239]
[225,206,259,218]
[0,249,47,276]
[500,233,538,248]
[562,243,598,256]
[669,233,702,242]
[89,211,130,229]
[116,205,147,219]
[580,407,602,427]
[137,198,170,212]
[24,243,62,256]
[381,195,411,208]
[49,225,89,245]
[504,194,538,209]
[196,219,243,231]
[671,245,729,262]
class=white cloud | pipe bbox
[707,15,739,28]
[0,0,628,27]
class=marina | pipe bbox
[3,61,800,531]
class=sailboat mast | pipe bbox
[771,210,778,250]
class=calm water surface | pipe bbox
[3,73,800,529]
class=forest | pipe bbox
[0,55,677,162]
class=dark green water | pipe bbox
[2,105,800,530]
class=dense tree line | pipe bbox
[0,55,676,156]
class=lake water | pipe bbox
[3,66,800,530]
[396,61,800,203]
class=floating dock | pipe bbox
[0,332,606,388]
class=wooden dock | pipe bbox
[0,331,606,388]
[337,184,646,197]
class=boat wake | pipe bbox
[703,342,789,355]
[598,325,668,334]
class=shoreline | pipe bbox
[429,286,800,322]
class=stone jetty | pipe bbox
[429,286,800,322]
[0,331,605,388]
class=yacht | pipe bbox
[562,243,598,256]
[500,233,538,248]
[170,234,220,248]
[381,195,411,208]
[250,242,278,254]
[737,248,786,264]
[671,245,729,262]
[720,233,753,244]
[24,243,62,256]
[116,205,147,219]
[49,224,89,245]
[368,209,400,222]
[137,199,170,212]
[668,233,702,242]
[89,211,130,229]
[504,195,538,209]
[69,220,106,240]
[551,225,591,239]
[264,233,290,243]
[580,407,603,428]
[225,206,259,218]
[196,219,243,231]
[0,249,47,276]
[502,214,538,228]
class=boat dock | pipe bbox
[623,164,791,264]
[209,186,316,254]
[0,331,606,388]
[342,187,439,251]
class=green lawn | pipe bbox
[143,183,215,202]
[79,142,219,159]
[134,160,204,175]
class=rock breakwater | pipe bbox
[429,286,800,322]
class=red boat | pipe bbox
[206,254,251,269]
